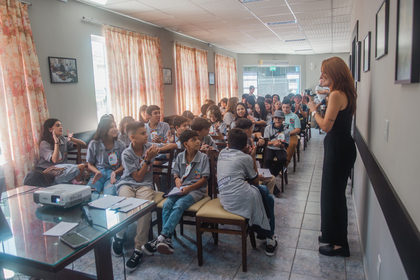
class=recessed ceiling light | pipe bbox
[240,0,265,3]
[295,49,313,52]
[88,0,107,5]
[285,39,306,42]
[266,20,297,26]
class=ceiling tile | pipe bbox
[289,1,331,13]
[159,5,209,18]
[136,0,191,9]
[247,5,289,17]
[148,17,190,28]
[104,1,154,14]
[200,0,246,13]
[224,17,262,26]
[130,10,172,21]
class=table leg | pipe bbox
[94,238,113,280]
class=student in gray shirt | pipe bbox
[118,116,135,147]
[145,105,170,143]
[217,128,278,256]
[86,117,126,195]
[36,118,87,184]
[190,117,218,150]
[142,130,210,256]
[111,122,177,272]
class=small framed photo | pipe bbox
[395,0,420,84]
[375,0,389,60]
[355,41,361,82]
[163,68,172,85]
[209,72,215,85]
[48,57,78,83]
[363,32,371,72]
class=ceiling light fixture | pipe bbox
[266,20,297,26]
[240,0,265,3]
[285,39,306,42]
[295,49,313,52]
[88,0,107,5]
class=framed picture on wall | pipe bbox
[48,57,78,83]
[355,41,361,82]
[163,68,172,85]
[395,0,420,84]
[375,0,389,60]
[363,32,371,72]
[209,72,215,85]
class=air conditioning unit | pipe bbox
[259,60,289,66]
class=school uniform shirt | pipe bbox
[174,135,182,149]
[145,122,170,143]
[172,150,210,202]
[37,136,74,169]
[118,134,131,147]
[264,124,290,151]
[86,140,126,171]
[291,104,308,119]
[202,135,218,150]
[209,121,227,136]
[217,148,270,232]
[223,112,235,126]
[284,112,301,132]
[116,142,165,191]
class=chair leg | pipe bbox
[284,168,288,185]
[180,217,184,236]
[157,209,163,234]
[297,140,300,162]
[281,166,285,193]
[196,218,203,266]
[293,151,296,172]
[214,224,219,245]
[249,230,256,249]
[148,221,154,241]
[241,221,248,272]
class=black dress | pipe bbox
[320,106,356,248]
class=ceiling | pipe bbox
[78,0,354,55]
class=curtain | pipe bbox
[215,53,238,102]
[105,26,164,123]
[175,43,209,115]
[0,0,49,189]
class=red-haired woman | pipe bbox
[308,57,357,257]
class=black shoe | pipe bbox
[318,235,329,243]
[265,237,278,256]
[141,238,159,256]
[273,185,281,197]
[319,244,350,257]
[157,238,174,255]
[126,250,143,271]
[111,234,125,257]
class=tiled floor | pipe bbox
[13,130,366,280]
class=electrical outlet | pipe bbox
[384,120,389,142]
[377,254,382,279]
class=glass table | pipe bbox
[0,186,156,280]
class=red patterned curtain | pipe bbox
[215,53,238,102]
[175,43,209,115]
[105,26,164,123]
[0,0,49,189]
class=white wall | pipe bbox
[27,0,236,133]
[351,0,420,279]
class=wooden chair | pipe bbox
[195,150,257,272]
[211,135,228,151]
[67,143,88,164]
[255,138,268,168]
[264,146,288,193]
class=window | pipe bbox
[91,35,110,122]
[243,66,301,100]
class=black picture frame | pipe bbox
[395,0,420,84]
[48,57,78,83]
[209,72,215,85]
[363,32,371,72]
[163,68,172,85]
[375,0,389,60]
[350,20,358,80]
[355,41,362,82]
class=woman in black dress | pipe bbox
[308,57,357,257]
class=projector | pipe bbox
[33,185,91,208]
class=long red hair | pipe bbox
[321,57,357,115]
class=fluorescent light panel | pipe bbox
[295,49,313,51]
[89,0,107,5]
[266,20,297,26]
[285,39,306,42]
[240,0,265,3]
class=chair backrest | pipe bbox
[67,143,88,164]
[207,149,219,198]
[211,135,228,150]
[153,148,175,193]
[255,138,268,168]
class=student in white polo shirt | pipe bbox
[282,98,301,166]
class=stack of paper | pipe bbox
[88,196,125,209]
[109,197,148,213]
[258,168,272,178]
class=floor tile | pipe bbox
[305,201,321,215]
[290,273,330,280]
[345,255,365,280]
[297,229,321,251]
[308,191,321,203]
[292,249,346,279]
[274,227,300,248]
[302,214,321,231]
[235,265,290,279]
[275,212,304,229]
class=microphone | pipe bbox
[81,205,93,226]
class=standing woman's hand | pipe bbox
[308,101,317,113]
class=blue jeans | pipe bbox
[258,185,275,236]
[161,194,195,238]
[87,168,119,195]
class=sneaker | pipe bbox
[142,238,159,256]
[112,234,125,257]
[156,238,175,255]
[126,250,143,272]
[266,237,278,256]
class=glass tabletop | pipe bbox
[0,186,155,268]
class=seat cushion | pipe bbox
[196,198,245,220]
[186,195,211,212]
[154,191,165,204]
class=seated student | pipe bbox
[257,96,265,103]
[264,110,290,184]
[112,122,177,271]
[254,100,271,132]
[86,116,126,195]
[241,93,249,104]
[205,99,216,105]
[282,98,301,166]
[219,97,228,115]
[272,94,280,105]
[118,116,135,147]
[223,97,238,128]
[172,116,190,148]
[292,94,308,130]
[235,118,281,197]
[198,104,210,118]
[265,99,273,117]
[265,94,272,100]
[181,110,195,126]
[273,99,282,114]
[142,130,210,255]
[245,95,256,116]
[145,105,170,143]
[206,105,227,136]
[37,118,87,184]
[231,102,253,129]
[139,105,149,123]
[217,128,277,256]
[190,118,218,150]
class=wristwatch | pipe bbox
[144,160,152,165]
[311,111,317,117]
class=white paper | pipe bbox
[258,168,272,178]
[166,186,186,197]
[88,195,125,209]
[109,197,148,213]
[43,222,78,236]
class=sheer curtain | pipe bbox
[175,43,209,115]
[215,53,238,102]
[105,26,164,122]
[0,0,49,189]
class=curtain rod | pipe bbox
[82,16,156,37]
[19,0,32,6]
[173,41,208,53]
